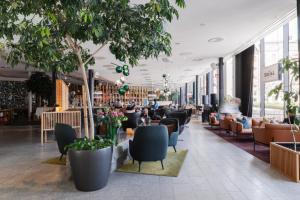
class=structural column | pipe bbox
[192,81,196,104]
[88,69,94,105]
[28,72,32,121]
[185,82,188,105]
[51,70,57,106]
[196,75,199,106]
[218,57,224,105]
[206,72,211,103]
[179,87,182,106]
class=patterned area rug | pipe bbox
[205,127,269,163]
[117,149,188,177]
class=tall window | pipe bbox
[289,17,299,110]
[212,68,219,95]
[252,42,260,118]
[225,57,234,97]
[264,27,284,121]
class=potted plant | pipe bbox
[96,108,128,145]
[67,137,113,191]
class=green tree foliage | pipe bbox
[0,0,185,71]
[268,58,299,115]
[0,0,185,138]
[26,72,52,101]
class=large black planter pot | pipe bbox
[68,146,113,191]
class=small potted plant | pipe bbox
[67,137,113,191]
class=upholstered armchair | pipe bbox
[209,113,220,128]
[129,125,168,171]
[230,120,252,138]
[159,118,179,152]
[166,111,188,134]
[122,112,141,130]
[220,116,234,133]
[54,123,77,160]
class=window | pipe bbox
[225,57,234,97]
[264,27,284,121]
[252,42,260,118]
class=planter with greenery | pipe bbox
[67,137,113,191]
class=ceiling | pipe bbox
[89,0,296,89]
[0,0,297,90]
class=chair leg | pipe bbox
[253,141,256,152]
[173,145,177,152]
[59,154,63,161]
[160,160,164,170]
[132,159,134,164]
[138,161,142,172]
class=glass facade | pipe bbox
[225,57,234,97]
[252,42,260,118]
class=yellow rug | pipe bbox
[117,149,188,177]
[42,156,66,166]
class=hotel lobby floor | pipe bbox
[1,121,300,200]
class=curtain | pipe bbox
[235,45,254,117]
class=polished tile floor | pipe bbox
[1,120,300,200]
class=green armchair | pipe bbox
[129,125,168,172]
[159,118,179,152]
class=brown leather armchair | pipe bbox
[220,116,233,133]
[252,123,300,151]
[230,120,252,138]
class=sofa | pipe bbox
[252,123,300,151]
[230,120,252,138]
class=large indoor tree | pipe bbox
[0,0,185,139]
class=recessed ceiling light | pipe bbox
[192,57,203,62]
[162,58,172,63]
[200,23,206,27]
[140,69,149,72]
[184,69,193,72]
[138,64,147,67]
[175,42,181,45]
[179,52,192,56]
[208,37,224,43]
[103,64,114,68]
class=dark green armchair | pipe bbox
[159,118,179,152]
[129,125,168,172]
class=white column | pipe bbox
[260,39,265,117]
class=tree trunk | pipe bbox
[79,63,95,139]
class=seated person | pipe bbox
[114,99,123,109]
[125,102,136,113]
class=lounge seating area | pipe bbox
[2,0,300,199]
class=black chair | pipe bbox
[159,118,179,152]
[184,108,193,125]
[129,125,168,172]
[122,112,141,130]
[54,123,77,160]
[166,111,188,134]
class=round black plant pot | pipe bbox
[68,146,113,191]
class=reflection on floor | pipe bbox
[1,121,300,200]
